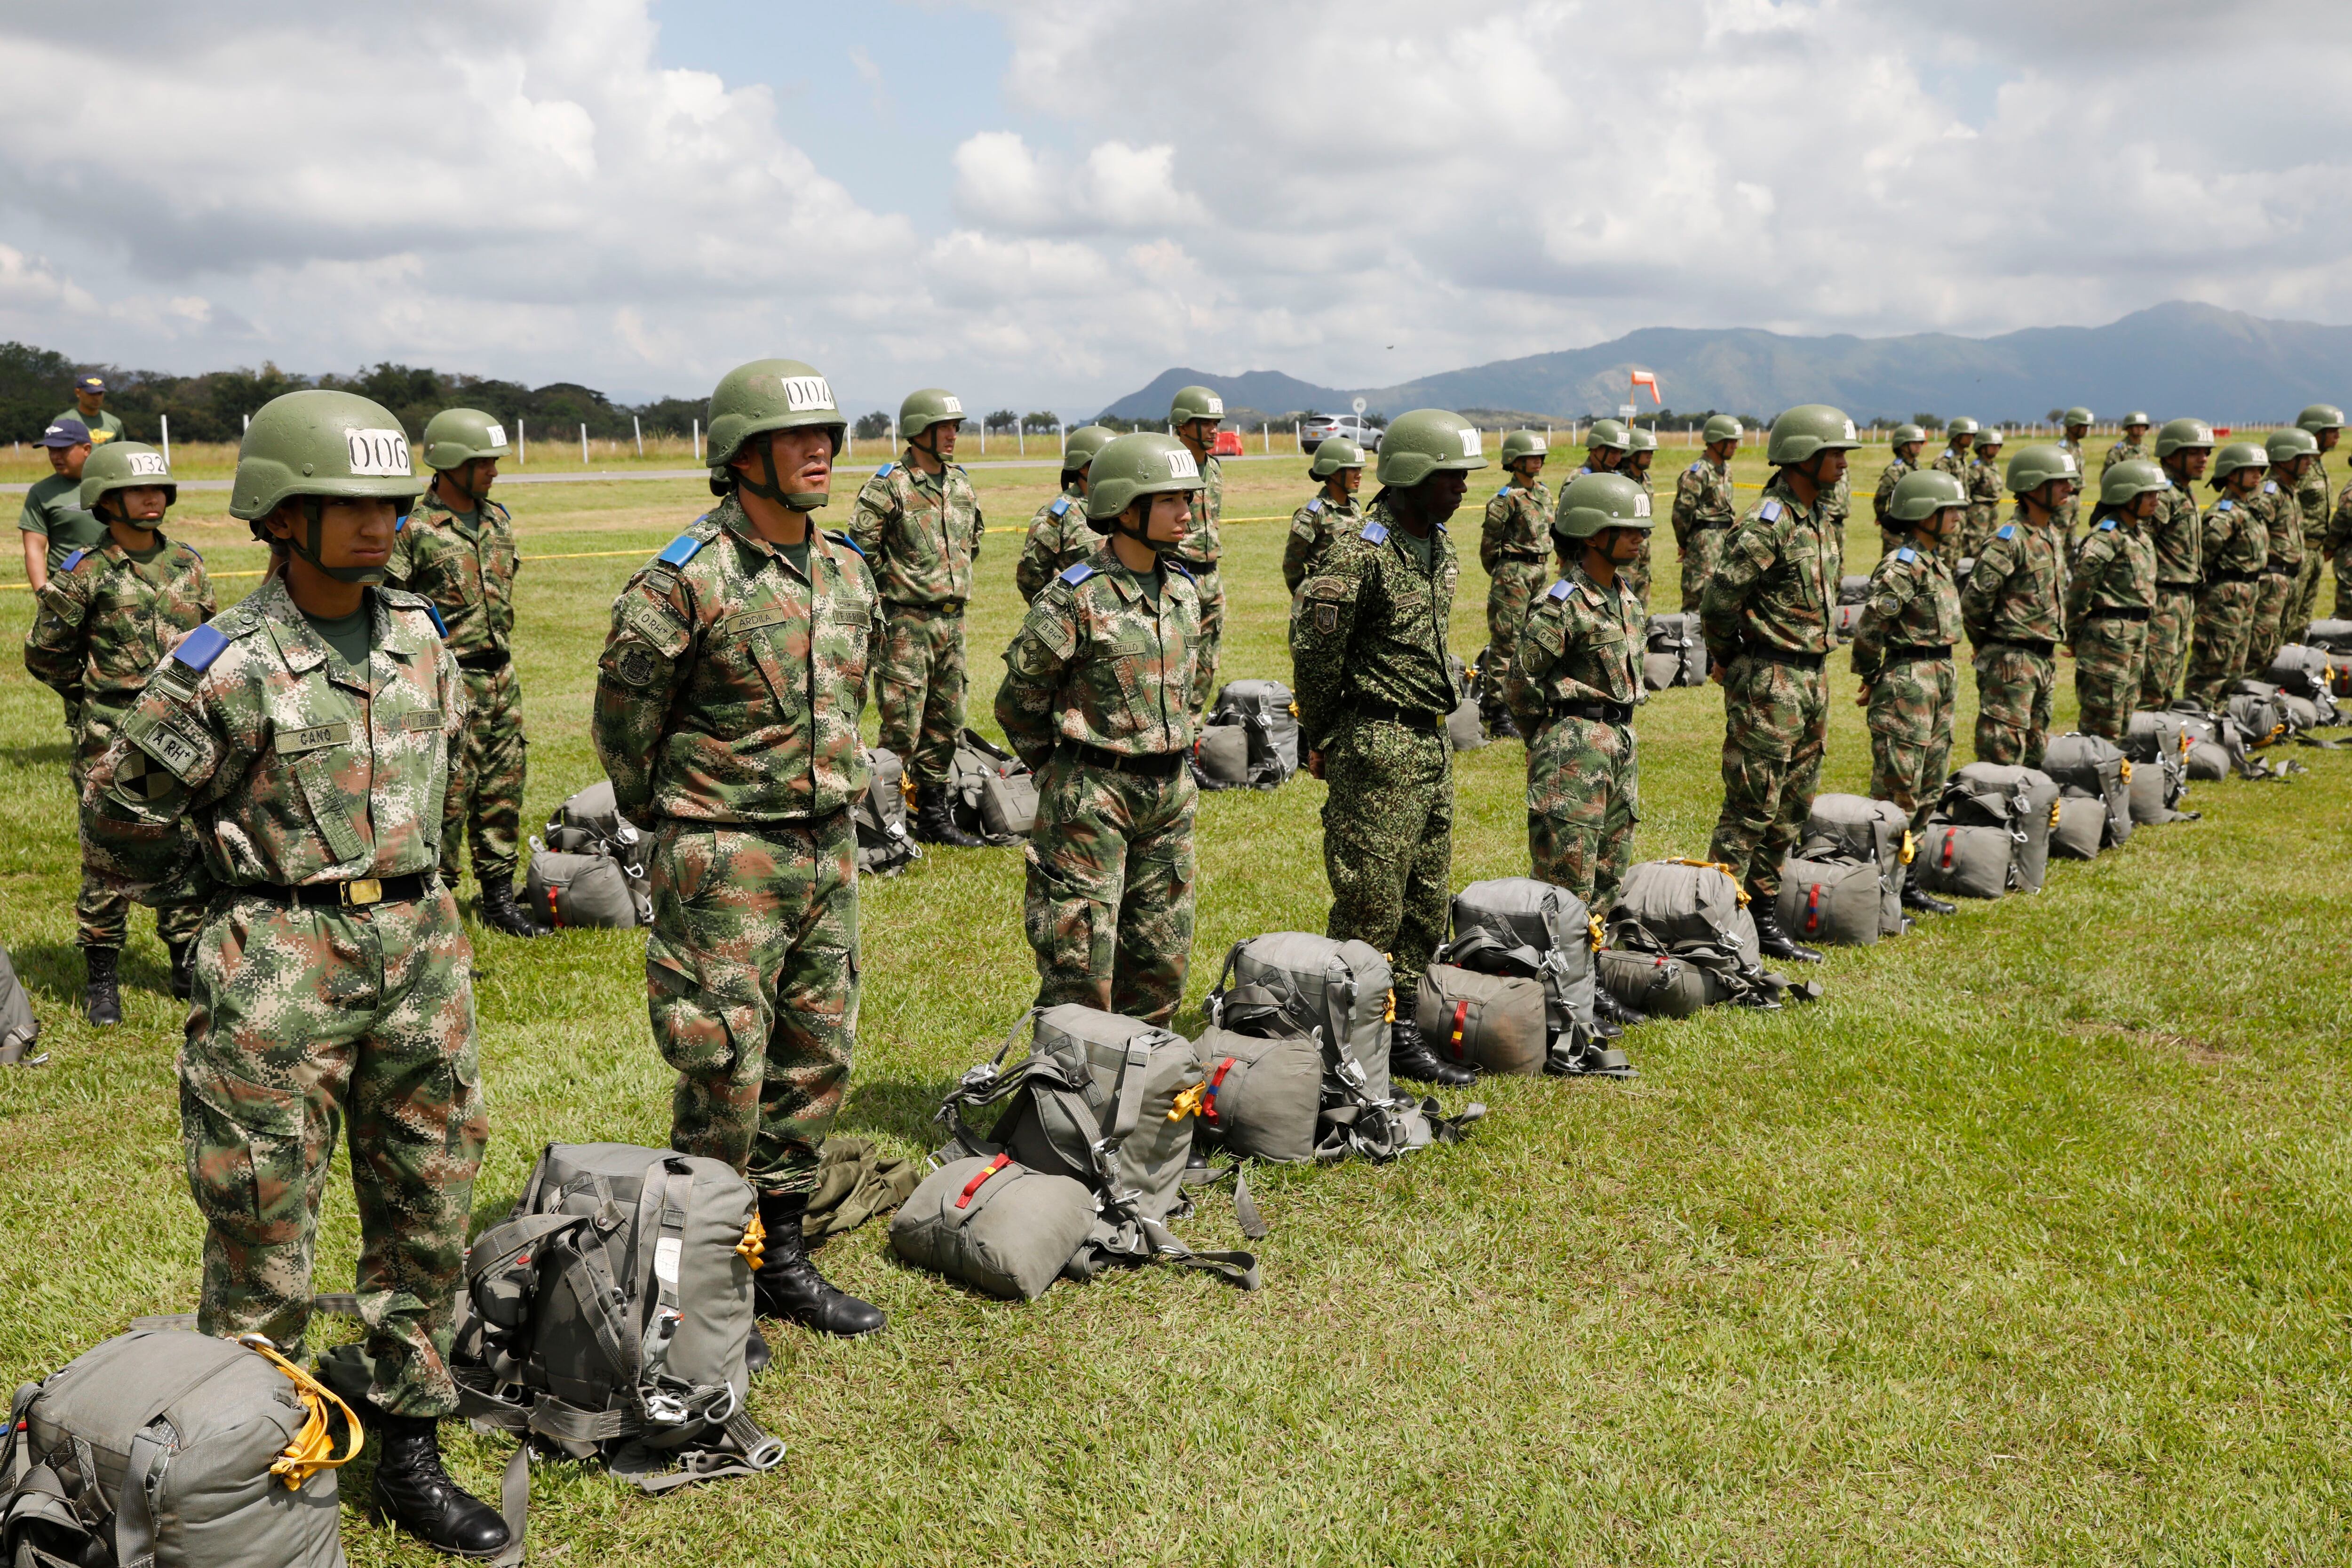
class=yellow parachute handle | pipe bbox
[900,774,917,805]
[1381,961,1398,1024]
[1168,1082,1209,1122]
[1288,701,1300,719]
[2119,758,2133,783]
[237,1334,363,1490]
[736,1206,767,1271]
[2048,797,2063,828]
[1585,912,1605,952]
[1668,857,1751,906]
[1898,829,1917,866]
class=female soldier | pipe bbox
[1283,433,1367,596]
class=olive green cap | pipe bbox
[2063,406,2094,428]
[1626,426,1657,452]
[230,389,424,521]
[1551,471,1653,541]
[2122,411,2150,429]
[2210,440,2270,481]
[2098,459,2171,507]
[2004,444,2080,495]
[1888,469,1968,523]
[1060,424,1115,475]
[1584,417,1631,453]
[2266,427,2319,465]
[1891,423,1926,446]
[2154,417,2215,458]
[1085,432,1203,526]
[1765,404,1862,466]
[1499,430,1548,465]
[1947,416,1980,437]
[1310,433,1367,478]
[1376,409,1489,487]
[898,387,965,441]
[1701,414,1742,443]
[705,358,846,471]
[1169,385,1225,427]
[421,407,509,471]
[78,440,176,512]
[2296,404,2345,434]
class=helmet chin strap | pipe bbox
[96,496,159,539]
[438,462,486,511]
[736,435,827,514]
[1116,502,1178,557]
[285,498,389,585]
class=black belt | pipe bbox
[1349,699,1447,734]
[455,649,510,672]
[1985,637,2057,656]
[2082,607,2151,622]
[1695,517,1736,530]
[883,598,966,615]
[2155,580,2200,591]
[2204,569,2262,586]
[243,871,433,909]
[1064,740,1183,777]
[1551,699,1635,724]
[1735,643,1825,670]
[1882,643,1953,663]
[2261,564,2297,576]
[1496,549,1544,563]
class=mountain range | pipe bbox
[1096,302,2351,427]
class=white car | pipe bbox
[1299,413,1383,453]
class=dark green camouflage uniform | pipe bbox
[2066,513,2156,743]
[2247,478,2303,673]
[81,575,483,1418]
[996,544,1200,1024]
[1503,563,1643,911]
[1933,445,1972,488]
[851,454,980,787]
[2291,456,2331,635]
[2140,479,2204,708]
[1672,451,1737,612]
[1961,455,2005,563]
[1015,486,1093,604]
[1871,454,1917,556]
[1851,538,1960,831]
[593,498,877,1197]
[2058,439,2087,533]
[2186,489,2266,708]
[2333,482,2352,620]
[1824,467,1852,560]
[1622,465,1658,605]
[1291,501,1461,979]
[1961,511,2065,766]
[2102,438,2149,475]
[1283,489,1363,597]
[1478,478,1549,725]
[1176,454,1224,716]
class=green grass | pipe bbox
[3,450,2350,1565]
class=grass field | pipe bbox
[3,446,2350,1565]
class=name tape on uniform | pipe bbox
[344,428,412,477]
[782,376,835,413]
[127,450,170,477]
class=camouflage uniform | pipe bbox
[1291,501,1461,979]
[996,545,1200,1024]
[1621,465,1658,605]
[2185,490,2267,709]
[2139,480,2204,708]
[2334,482,2352,620]
[80,576,482,1417]
[2101,438,2149,475]
[2291,455,2332,636]
[850,455,980,787]
[1503,564,1642,912]
[593,497,878,1197]
[2247,478,2304,673]
[1824,467,1852,560]
[1700,473,1840,904]
[1672,451,1737,612]
[24,532,216,951]
[1175,454,1224,716]
[1015,486,1093,604]
[1850,539,1960,831]
[1960,455,2006,564]
[1478,478,1549,724]
[385,491,526,889]
[1871,454,1917,556]
[2066,514,2157,743]
[2058,439,2087,533]
[1933,446,1972,489]
[1961,512,2065,766]
[1283,489,1363,597]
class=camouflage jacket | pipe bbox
[1824,467,1851,534]
[2058,440,2087,525]
[1505,563,1643,716]
[849,454,982,607]
[1934,447,1972,486]
[1478,480,1549,572]
[1174,453,1223,572]
[1016,487,1094,604]
[82,575,463,895]
[2148,480,2203,587]
[2254,479,2304,573]
[2332,482,2352,557]
[1962,514,2065,645]
[2101,439,2148,474]
[25,532,214,721]
[2297,458,2331,544]
[1671,455,1736,545]
[2066,516,2156,621]
[1850,542,1960,682]
[1870,456,1915,525]
[1282,490,1363,595]
[2200,492,2267,581]
[592,496,877,824]
[383,491,518,659]
[1700,472,1842,662]
[1290,499,1461,749]
[1966,456,2003,514]
[995,544,1200,770]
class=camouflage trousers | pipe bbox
[180,885,485,1418]
[1526,714,1638,913]
[1972,643,2057,767]
[2139,587,2198,708]
[2185,581,2257,710]
[1678,524,1729,613]
[2248,570,2296,674]
[1483,559,1546,723]
[1707,653,1827,904]
[1322,715,1454,979]
[2290,549,2326,639]
[74,711,206,950]
[2335,548,2352,620]
[876,602,968,787]
[646,813,858,1197]
[1022,752,1197,1026]
[1866,654,1956,832]
[2071,616,2149,744]
[440,660,526,888]
[1187,566,1224,718]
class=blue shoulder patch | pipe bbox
[1306,497,1323,514]
[58,548,88,572]
[394,514,405,533]
[1361,521,1389,544]
[2264,480,2279,493]
[181,542,202,560]
[657,533,704,567]
[1049,496,1070,517]
[1059,561,1095,586]
[1758,499,1783,522]
[1547,579,1573,601]
[2217,498,2233,511]
[1996,524,2016,540]
[1895,547,1917,563]
[425,604,449,639]
[1687,461,1707,473]
[875,462,897,480]
[1168,559,1194,581]
[170,622,229,673]
[825,529,865,559]
[2098,518,2118,532]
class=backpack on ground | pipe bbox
[888,1155,1100,1302]
[2122,711,2196,824]
[1937,764,2059,892]
[1838,573,1872,605]
[1594,947,1732,1018]
[3,1329,358,1568]
[952,729,1039,842]
[1192,723,1252,790]
[1643,613,1705,690]
[1185,1027,1327,1162]
[1436,877,1626,1075]
[1912,821,2015,899]
[1206,679,1301,788]
[0,947,40,1067]
[1775,853,1884,946]
[1604,859,1796,1011]
[1414,966,1548,1076]
[852,745,921,876]
[2170,702,2289,779]
[527,781,654,928]
[2301,618,2352,653]
[1445,653,1486,751]
[1802,793,1912,937]
[2224,683,2295,743]
[2265,644,2339,701]
[2039,733,2132,848]
[2050,795,2105,860]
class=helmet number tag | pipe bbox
[782,376,836,413]
[344,428,412,477]
[1460,430,1483,457]
[1633,493,1652,517]
[1203,396,1224,417]
[127,451,169,477]
[940,395,964,415]
[1842,419,1858,441]
[482,423,506,447]
[1167,450,1200,479]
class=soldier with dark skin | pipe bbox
[1284,433,1367,597]
[1673,414,1741,612]
[1620,426,1659,605]
[2288,405,2342,637]
[1168,386,1228,718]
[1291,408,1486,1089]
[2185,441,2271,708]
[1016,423,1114,604]
[2058,407,2094,533]
[2250,429,2313,671]
[2067,461,2166,744]
[1961,427,2006,562]
[1935,418,1978,490]
[1476,430,1550,734]
[2140,418,2215,708]
[1872,423,1927,554]
[1962,444,2078,767]
[2102,412,2151,475]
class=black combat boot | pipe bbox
[1901,866,1955,916]
[744,1324,772,1376]
[753,1189,886,1337]
[478,878,548,938]
[1388,1017,1476,1088]
[1593,987,1647,1029]
[913,783,985,849]
[1752,906,1824,964]
[82,947,122,1027]
[365,1407,511,1559]
[166,939,196,1001]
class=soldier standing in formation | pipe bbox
[1016,423,1114,603]
[1673,414,1741,612]
[2066,461,2166,744]
[2102,412,2152,475]
[2185,441,2271,709]
[25,440,215,1022]
[17,417,100,593]
[58,374,125,446]
[593,359,886,1340]
[1619,426,1658,605]
[386,408,545,938]
[1283,433,1367,596]
[1290,409,1485,1089]
[2058,407,2093,533]
[2333,479,2352,622]
[1476,430,1551,736]
[1871,422,1927,555]
[1700,404,1860,966]
[1961,443,2076,767]
[2140,418,2215,708]
[2250,429,2314,671]
[2289,405,2342,637]
[996,434,1203,1025]
[1962,426,2006,561]
[1935,418,1978,489]
[1168,386,1228,718]
[1848,469,1966,917]
[81,390,509,1558]
[853,388,985,849]
[1575,418,1629,483]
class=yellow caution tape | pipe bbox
[236,1334,364,1490]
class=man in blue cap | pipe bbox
[17,418,102,590]
[56,374,124,445]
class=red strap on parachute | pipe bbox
[1448,998,1470,1061]
[1203,1056,1238,1120]
[955,1152,1012,1210]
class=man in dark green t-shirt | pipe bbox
[18,418,101,589]
[55,374,125,446]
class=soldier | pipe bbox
[1849,469,1966,917]
[2250,428,2314,671]
[1291,407,1485,1088]
[1871,422,1928,554]
[16,417,100,592]
[2289,404,2343,637]
[2139,418,2215,708]
[1962,426,2006,562]
[2058,406,2094,532]
[2066,460,2166,744]
[1673,414,1741,612]
[1476,430,1550,734]
[1961,443,2076,767]
[1016,423,1115,603]
[592,358,886,1340]
[385,407,543,938]
[2184,440,2271,708]
[852,388,984,848]
[80,390,508,1558]
[2102,412,2152,474]
[1620,426,1659,605]
[1284,433,1367,596]
[1700,403,1860,965]
[56,373,126,446]
[1935,418,1979,487]
[1576,418,1630,478]
[24,440,215,1023]
[1168,385,1228,717]
[996,433,1202,1024]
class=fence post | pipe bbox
[691,418,699,462]
[243,413,250,433]
[517,418,526,466]
[634,415,643,458]
[159,414,170,466]
[580,423,588,466]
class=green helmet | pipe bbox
[2099,459,2171,508]
[2154,417,2216,458]
[1888,469,1968,524]
[230,389,425,583]
[1376,409,1490,487]
[898,388,965,442]
[1764,404,1863,466]
[1084,432,1204,543]
[1626,426,1657,453]
[1701,414,1743,443]
[2004,443,2080,495]
[2210,440,2270,482]
[79,439,176,515]
[2296,404,2345,435]
[420,407,509,471]
[705,358,847,508]
[1947,416,1980,437]
[1975,426,2006,450]
[1169,385,1225,428]
[1311,433,1367,478]
[1060,423,1115,477]
[2266,427,2319,466]
[1891,422,1927,447]
[2063,406,2094,429]
[2122,411,2150,429]
[1499,429,1548,465]
[1550,471,1653,542]
[1584,418,1631,453]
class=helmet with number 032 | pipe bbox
[1701,414,1743,444]
[1891,422,1927,447]
[2296,404,2345,435]
[1626,426,1657,453]
[2005,443,2080,495]
[1584,417,1631,453]
[79,439,176,513]
[421,407,510,472]
[898,387,965,442]
[1085,432,1204,529]
[1551,471,1653,542]
[1059,423,1115,476]
[2265,426,2319,467]
[1310,433,1367,478]
[704,358,847,506]
[2063,406,2094,429]
[1168,385,1225,429]
[1375,408,1490,487]
[1947,416,1980,437]
[230,389,423,524]
[1888,468,1969,523]
[2099,459,2171,508]
[2209,440,2270,482]
[1764,404,1863,466]
[1499,429,1548,466]
[2154,417,2215,459]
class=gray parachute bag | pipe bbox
[1438,877,1625,1075]
[2050,795,2106,860]
[2039,733,2132,847]
[1604,859,1796,1011]
[1186,1028,1325,1163]
[1595,946,1730,1019]
[1191,723,1251,790]
[1938,764,2059,892]
[1775,854,1884,946]
[1207,679,1300,786]
[1644,612,1706,688]
[853,745,921,876]
[1414,966,1548,1076]
[2304,618,2352,652]
[1914,821,2015,899]
[528,780,654,927]
[2122,712,2196,823]
[951,728,1038,842]
[889,1155,1100,1302]
[0,947,40,1067]
[1444,653,1486,751]
[2265,644,2339,701]
[3,1329,356,1568]
[1802,793,1912,937]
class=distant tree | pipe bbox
[985,408,1020,433]
[853,411,892,439]
[1911,412,1945,431]
[1022,410,1059,434]
[2046,408,2065,423]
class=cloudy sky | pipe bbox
[0,0,2340,415]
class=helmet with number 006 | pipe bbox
[2063,406,2094,429]
[421,407,510,472]
[1701,413,1743,443]
[2265,426,2319,466]
[2296,403,2345,435]
[1499,429,1548,465]
[1310,433,1367,478]
[1060,423,1115,475]
[1168,385,1225,428]
[1085,431,1205,527]
[79,439,176,512]
[2004,443,2079,495]
[898,387,965,442]
[1947,416,1981,437]
[2122,410,2151,429]
[1888,469,1969,523]
[1551,471,1653,541]
[2154,417,2215,458]
[1584,417,1631,453]
[2099,459,2171,508]
[1626,426,1657,452]
[230,389,423,522]
[1891,422,1927,447]
[2209,440,2270,482]
[1764,404,1863,466]
[1376,408,1491,487]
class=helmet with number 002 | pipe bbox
[1310,433,1367,478]
[2296,404,2345,435]
[2098,459,2171,508]
[79,439,177,512]
[1059,423,1115,476]
[2122,410,2151,430]
[1376,408,1491,487]
[2004,443,2079,495]
[1168,385,1225,428]
[1626,426,1657,452]
[1947,416,1980,437]
[1584,417,1631,453]
[420,407,510,472]
[1891,422,1927,447]
[230,389,424,522]
[1551,471,1653,541]
[898,388,965,442]
[2265,426,2319,466]
[2209,440,2270,482]
[1701,414,1743,443]
[1499,429,1548,465]
[1085,432,1205,527]
[2154,417,2215,458]
[1764,404,1863,466]
[1888,468,1969,523]
[2063,406,2094,429]
[705,359,846,473]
